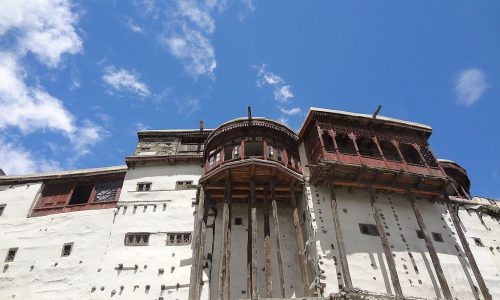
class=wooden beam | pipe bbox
[447,201,492,300]
[188,187,205,300]
[290,189,310,296]
[328,182,352,290]
[271,180,286,298]
[369,187,403,297]
[217,180,231,300]
[263,188,273,298]
[332,179,443,197]
[408,191,453,300]
[250,179,258,298]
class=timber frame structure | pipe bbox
[186,107,495,300]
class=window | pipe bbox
[268,145,274,159]
[176,181,193,190]
[137,182,151,192]
[5,248,18,262]
[234,217,243,225]
[473,237,484,247]
[244,141,264,157]
[233,145,240,159]
[215,152,221,164]
[356,136,382,159]
[420,146,438,167]
[336,133,357,155]
[0,204,5,216]
[276,148,282,162]
[61,243,73,257]
[209,156,215,167]
[379,140,402,162]
[359,224,379,236]
[68,184,93,205]
[416,230,424,239]
[432,232,444,243]
[322,131,335,152]
[224,146,232,161]
[125,233,150,246]
[166,232,192,246]
[93,182,119,203]
[399,143,423,165]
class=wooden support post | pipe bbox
[271,180,286,297]
[247,184,252,297]
[369,187,403,297]
[447,200,492,300]
[250,179,258,298]
[290,189,310,296]
[328,182,353,290]
[263,188,273,298]
[225,197,232,299]
[189,188,209,300]
[189,188,205,300]
[408,191,452,300]
[218,180,231,300]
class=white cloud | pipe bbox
[274,85,294,103]
[256,64,294,103]
[0,53,75,133]
[103,66,151,97]
[454,68,487,106]
[69,120,107,156]
[0,0,83,68]
[127,20,144,33]
[279,107,301,116]
[0,137,60,175]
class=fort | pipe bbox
[0,107,498,300]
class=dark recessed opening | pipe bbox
[68,185,93,205]
[400,143,423,165]
[322,131,335,152]
[336,133,357,155]
[473,237,484,247]
[62,243,73,257]
[416,230,424,239]
[432,232,444,243]
[245,141,264,157]
[379,140,402,161]
[5,248,17,262]
[359,223,379,236]
[234,217,243,225]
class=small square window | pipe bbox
[359,224,379,236]
[0,204,5,216]
[61,243,73,257]
[175,181,193,190]
[473,237,484,247]
[5,248,18,262]
[234,217,243,225]
[166,232,191,246]
[124,233,150,246]
[416,230,424,239]
[432,232,444,243]
[137,182,151,192]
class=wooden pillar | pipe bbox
[369,187,403,297]
[189,188,209,300]
[408,191,453,300]
[250,179,258,298]
[218,180,231,300]
[271,180,286,297]
[328,182,353,290]
[247,184,252,297]
[263,188,273,298]
[290,189,310,296]
[447,200,492,300]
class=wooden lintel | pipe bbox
[332,179,442,197]
[206,185,302,192]
[408,191,453,300]
[369,187,403,297]
[291,189,310,296]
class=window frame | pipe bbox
[61,242,74,257]
[124,233,150,246]
[136,182,152,192]
[359,223,379,236]
[166,232,192,246]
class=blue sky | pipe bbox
[0,1,499,198]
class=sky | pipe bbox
[0,1,499,198]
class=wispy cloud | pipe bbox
[126,19,144,33]
[136,0,255,79]
[103,66,151,97]
[0,0,106,170]
[279,106,301,116]
[0,137,60,175]
[454,68,487,106]
[238,0,256,22]
[256,64,294,103]
[176,98,201,116]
